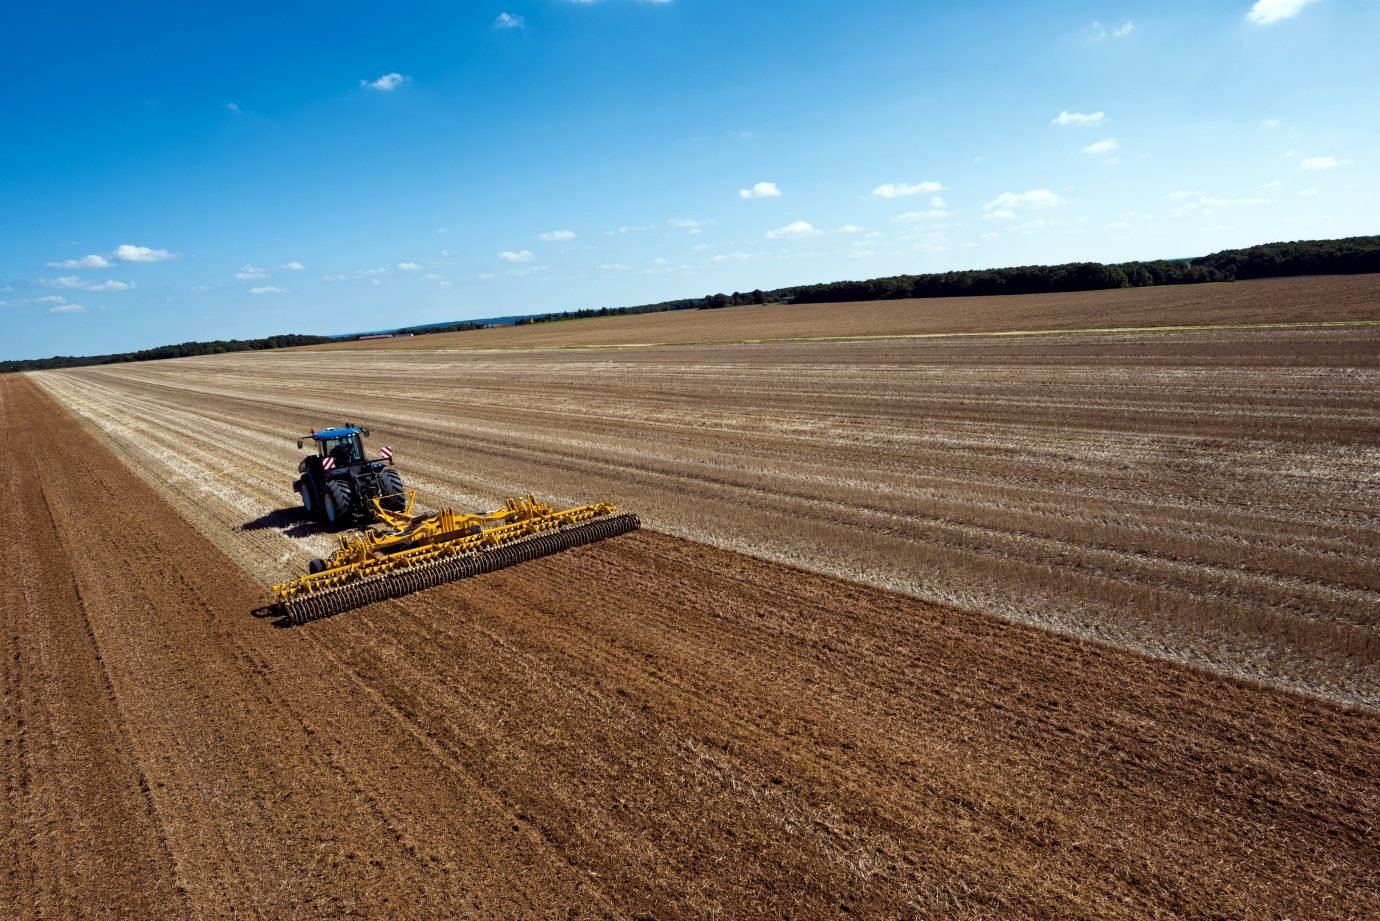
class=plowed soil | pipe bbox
[5,373,1380,919]
[310,274,1380,351]
[38,319,1380,706]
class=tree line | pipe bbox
[514,235,1379,326]
[0,333,334,374]
[5,235,1375,371]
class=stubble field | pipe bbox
[6,275,1380,918]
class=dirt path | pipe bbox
[4,375,1380,918]
[38,322,1380,706]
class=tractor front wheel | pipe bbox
[298,477,319,518]
[378,468,407,513]
[322,480,354,529]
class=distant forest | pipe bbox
[4,235,1376,372]
[520,235,1380,323]
[0,334,333,374]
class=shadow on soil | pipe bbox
[241,506,319,539]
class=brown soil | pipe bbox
[3,374,1379,919]
[39,318,1380,706]
[308,274,1380,351]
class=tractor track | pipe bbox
[4,362,1380,917]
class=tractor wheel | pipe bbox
[298,478,318,518]
[378,468,407,513]
[322,480,354,529]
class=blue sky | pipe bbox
[1,0,1375,360]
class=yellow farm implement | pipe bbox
[269,492,640,624]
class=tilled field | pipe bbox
[37,321,1380,706]
[310,273,1380,350]
[5,374,1380,919]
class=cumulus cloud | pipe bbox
[42,276,134,291]
[250,286,284,295]
[765,220,821,240]
[836,224,864,234]
[1052,110,1106,126]
[739,181,781,199]
[282,261,305,270]
[893,209,952,222]
[538,230,576,241]
[397,262,421,270]
[984,189,1061,213]
[1081,138,1120,154]
[226,102,241,114]
[1300,155,1349,170]
[115,244,178,262]
[1247,0,1319,25]
[361,72,409,91]
[498,250,535,262]
[236,264,269,280]
[871,181,944,199]
[45,254,113,269]
[1087,19,1135,40]
[49,303,87,313]
[494,12,525,28]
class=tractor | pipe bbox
[293,424,406,528]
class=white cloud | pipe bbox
[871,181,944,199]
[477,273,496,280]
[1105,221,1131,230]
[1300,155,1349,170]
[836,224,864,234]
[739,181,781,199]
[236,264,269,280]
[361,72,409,91]
[599,263,630,271]
[893,209,953,222]
[667,218,709,230]
[984,209,1016,221]
[1171,195,1269,218]
[930,196,946,208]
[1052,110,1106,127]
[1261,118,1281,129]
[397,262,421,270]
[49,303,87,313]
[538,229,577,241]
[498,250,535,262]
[1247,0,1319,26]
[422,272,444,280]
[282,261,305,270]
[494,12,525,28]
[710,252,752,263]
[765,220,821,240]
[226,102,241,114]
[250,286,284,295]
[42,276,134,291]
[1081,138,1120,154]
[115,244,178,262]
[32,295,67,304]
[1088,19,1135,40]
[1299,187,1318,197]
[45,254,113,269]
[984,189,1061,212]
[1260,179,1282,188]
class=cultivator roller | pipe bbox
[270,493,639,624]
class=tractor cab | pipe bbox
[298,425,370,470]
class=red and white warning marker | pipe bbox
[379,446,393,460]
[322,456,336,470]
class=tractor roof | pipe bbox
[311,426,364,440]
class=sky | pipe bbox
[0,0,1375,360]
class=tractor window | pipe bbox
[320,436,362,465]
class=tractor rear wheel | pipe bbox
[378,468,407,513]
[322,480,353,529]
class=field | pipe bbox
[310,274,1380,350]
[6,275,1380,918]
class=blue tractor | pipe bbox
[293,424,407,528]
